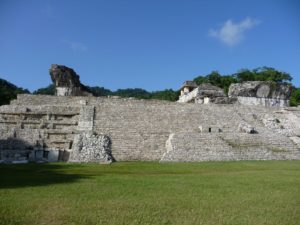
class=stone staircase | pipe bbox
[160,131,300,162]
[1,94,300,163]
[161,133,234,162]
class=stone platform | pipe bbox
[0,94,299,163]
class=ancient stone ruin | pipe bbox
[0,66,299,164]
[178,80,293,107]
[50,64,92,96]
[228,81,293,107]
[178,82,232,104]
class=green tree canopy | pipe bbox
[235,67,292,83]
[193,67,293,94]
[193,71,238,93]
[1,66,296,106]
[113,88,152,99]
[290,88,300,107]
[151,89,179,101]
[33,84,55,95]
[0,78,30,105]
[87,86,112,96]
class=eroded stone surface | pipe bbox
[238,121,256,134]
[228,81,293,107]
[50,64,92,96]
[0,93,299,163]
[69,132,112,163]
[178,83,228,104]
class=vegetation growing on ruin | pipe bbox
[193,67,293,94]
[0,161,299,225]
[290,88,300,106]
[33,84,55,95]
[34,85,180,101]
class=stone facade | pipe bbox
[228,81,293,107]
[178,80,292,107]
[0,94,299,163]
[69,132,112,163]
[178,83,228,104]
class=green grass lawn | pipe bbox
[0,161,299,225]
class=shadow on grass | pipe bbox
[0,163,92,189]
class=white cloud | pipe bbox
[209,18,261,46]
[62,40,88,52]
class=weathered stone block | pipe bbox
[69,132,112,163]
[238,122,257,134]
[50,64,92,96]
[228,81,293,107]
[35,150,44,160]
[47,150,59,162]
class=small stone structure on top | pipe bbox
[228,81,293,107]
[178,81,232,104]
[180,81,198,96]
[178,80,293,107]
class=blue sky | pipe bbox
[0,0,299,92]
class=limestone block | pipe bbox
[238,122,257,134]
[28,150,36,161]
[228,81,292,107]
[35,150,44,160]
[47,150,59,162]
[57,150,70,162]
[12,160,28,164]
[56,87,73,96]
[204,97,210,104]
[78,106,95,131]
[69,132,112,163]
[237,96,289,107]
[257,84,271,98]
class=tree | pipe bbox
[113,88,152,99]
[220,75,237,94]
[87,86,112,96]
[193,75,208,85]
[235,67,292,83]
[151,89,179,101]
[235,69,256,82]
[206,71,222,86]
[0,78,30,105]
[194,71,237,93]
[33,84,55,95]
[290,88,300,107]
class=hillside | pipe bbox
[0,78,30,105]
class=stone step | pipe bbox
[160,132,300,162]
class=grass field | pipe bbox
[0,161,299,225]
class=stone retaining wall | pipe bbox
[0,94,299,162]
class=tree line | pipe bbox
[1,66,299,106]
[32,85,180,102]
[0,78,30,105]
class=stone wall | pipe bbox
[0,103,80,163]
[228,81,293,107]
[236,96,289,107]
[160,131,299,162]
[0,94,299,163]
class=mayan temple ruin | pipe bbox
[0,64,300,164]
